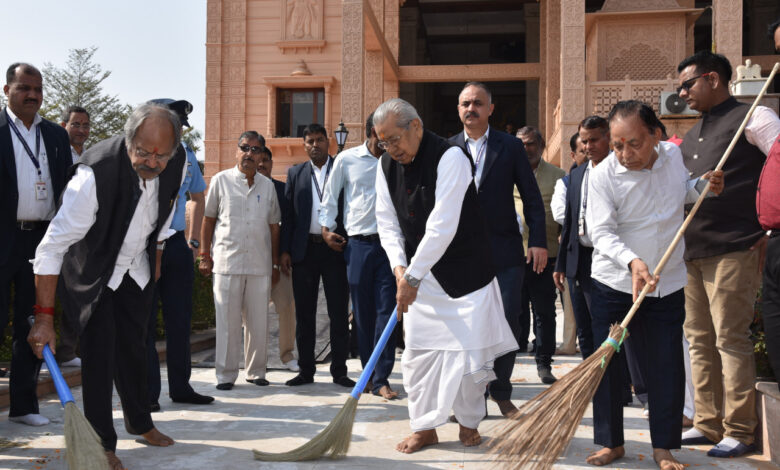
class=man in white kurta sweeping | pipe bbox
[372,98,518,453]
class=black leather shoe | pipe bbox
[246,378,270,386]
[172,392,215,404]
[216,383,233,390]
[537,366,557,384]
[285,374,314,386]
[332,376,356,388]
[150,402,161,412]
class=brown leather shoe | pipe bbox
[493,399,518,418]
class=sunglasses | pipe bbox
[238,144,264,154]
[676,72,711,95]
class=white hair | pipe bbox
[124,103,182,154]
[372,98,423,130]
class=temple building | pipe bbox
[204,0,780,179]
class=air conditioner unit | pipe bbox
[659,91,699,117]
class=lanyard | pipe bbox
[6,111,42,178]
[311,158,332,202]
[473,138,487,168]
[578,166,591,236]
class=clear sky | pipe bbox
[0,0,207,158]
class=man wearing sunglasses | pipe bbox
[676,51,780,458]
[29,103,187,469]
[200,131,280,391]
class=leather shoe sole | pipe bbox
[332,376,356,388]
[680,435,715,446]
[707,442,755,458]
[172,393,215,405]
[246,378,270,386]
[285,375,314,386]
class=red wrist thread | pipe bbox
[33,305,55,316]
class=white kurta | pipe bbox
[375,145,518,431]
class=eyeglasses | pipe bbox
[676,72,711,95]
[377,126,411,151]
[238,144,264,154]
[68,123,90,130]
[133,146,175,162]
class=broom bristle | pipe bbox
[488,324,627,470]
[63,402,111,470]
[253,396,359,461]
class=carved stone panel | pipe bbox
[281,0,324,41]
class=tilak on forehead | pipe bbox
[153,147,159,153]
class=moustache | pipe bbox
[136,165,162,174]
[242,157,256,163]
[465,111,479,119]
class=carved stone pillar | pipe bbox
[341,0,365,145]
[713,0,742,70]
[383,0,400,101]
[544,0,561,141]
[205,0,223,180]
[365,0,384,120]
[220,0,247,170]
[560,0,585,169]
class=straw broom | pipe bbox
[35,337,110,469]
[253,308,399,461]
[489,62,780,470]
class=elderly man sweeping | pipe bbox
[373,98,517,453]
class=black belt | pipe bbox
[16,220,49,231]
[308,234,324,243]
[350,233,380,242]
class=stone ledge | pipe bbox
[0,329,216,410]
[755,381,780,466]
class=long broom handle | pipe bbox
[27,316,76,407]
[620,61,780,329]
[350,308,398,400]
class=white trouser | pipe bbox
[683,334,695,419]
[213,273,270,384]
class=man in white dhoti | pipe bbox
[372,98,518,453]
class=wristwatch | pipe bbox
[272,264,280,271]
[156,241,166,251]
[189,239,200,249]
[403,272,421,288]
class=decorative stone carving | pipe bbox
[342,0,364,127]
[713,0,742,71]
[606,43,673,81]
[291,60,312,76]
[282,0,323,40]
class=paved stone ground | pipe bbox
[0,293,776,469]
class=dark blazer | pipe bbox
[0,108,71,265]
[272,178,289,219]
[281,157,345,263]
[554,163,588,278]
[449,127,546,271]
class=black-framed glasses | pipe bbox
[676,72,711,95]
[238,144,264,154]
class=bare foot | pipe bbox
[374,385,399,400]
[141,427,175,446]
[396,429,438,454]
[105,451,124,470]
[586,446,625,466]
[653,448,684,470]
[682,416,693,428]
[458,424,481,447]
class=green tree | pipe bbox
[182,127,203,153]
[40,47,131,146]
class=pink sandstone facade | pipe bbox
[204,0,778,180]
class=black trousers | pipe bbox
[291,239,350,379]
[82,274,155,452]
[763,233,780,390]
[567,244,595,359]
[520,258,557,366]
[590,280,684,450]
[489,264,524,401]
[147,231,195,403]
[0,226,45,417]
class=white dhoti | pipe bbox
[402,275,518,431]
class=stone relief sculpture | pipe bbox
[285,0,322,40]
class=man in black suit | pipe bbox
[449,82,547,417]
[1,63,71,426]
[553,115,611,359]
[257,146,298,372]
[280,123,353,388]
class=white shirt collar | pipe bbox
[5,106,42,130]
[463,126,489,144]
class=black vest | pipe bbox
[381,130,494,298]
[680,97,766,260]
[59,136,185,328]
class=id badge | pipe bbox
[35,181,48,200]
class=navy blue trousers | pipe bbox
[344,238,396,391]
[0,227,44,417]
[489,265,524,401]
[568,244,595,359]
[590,280,684,450]
[520,258,558,366]
[147,231,195,402]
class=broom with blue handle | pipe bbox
[28,316,110,469]
[253,308,399,461]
